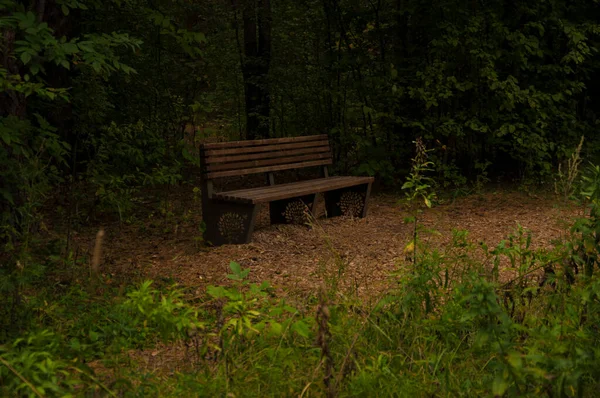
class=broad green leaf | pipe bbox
[229,261,242,276]
[206,285,226,298]
[270,322,282,335]
[20,52,31,65]
[63,43,79,54]
[492,374,509,396]
[291,320,310,338]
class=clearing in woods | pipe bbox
[74,188,579,301]
[61,187,582,378]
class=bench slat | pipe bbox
[202,140,329,157]
[206,159,332,179]
[213,176,373,204]
[214,177,347,202]
[215,178,341,199]
[209,178,329,198]
[207,153,331,172]
[247,177,371,202]
[204,146,330,164]
[202,134,327,149]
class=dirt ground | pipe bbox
[80,189,580,301]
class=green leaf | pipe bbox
[206,285,226,298]
[63,43,79,54]
[89,331,100,342]
[492,374,509,396]
[291,320,310,338]
[30,63,40,75]
[269,322,283,335]
[20,52,31,65]
[62,4,70,15]
[229,261,242,276]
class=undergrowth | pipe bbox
[3,169,600,396]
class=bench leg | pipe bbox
[324,182,372,218]
[204,201,258,246]
[269,194,316,225]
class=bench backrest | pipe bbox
[199,135,332,179]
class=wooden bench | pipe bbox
[199,135,374,245]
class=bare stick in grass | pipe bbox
[89,228,104,293]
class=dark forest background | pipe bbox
[3,0,600,244]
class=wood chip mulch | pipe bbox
[79,190,581,301]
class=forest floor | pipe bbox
[73,189,581,303]
[66,188,582,376]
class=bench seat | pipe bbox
[214,176,374,204]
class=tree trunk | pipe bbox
[240,0,272,139]
[0,28,26,118]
